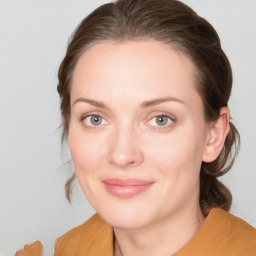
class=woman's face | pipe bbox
[68,40,211,229]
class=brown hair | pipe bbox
[57,0,240,212]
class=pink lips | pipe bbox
[102,178,154,198]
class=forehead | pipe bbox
[71,40,201,107]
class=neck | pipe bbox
[113,204,205,256]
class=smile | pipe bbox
[101,178,154,198]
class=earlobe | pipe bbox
[203,107,230,163]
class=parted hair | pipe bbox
[57,0,240,213]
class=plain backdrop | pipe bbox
[0,0,255,255]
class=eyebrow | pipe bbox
[141,97,186,107]
[72,96,186,108]
[72,98,108,109]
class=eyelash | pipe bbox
[80,112,175,129]
[145,113,175,129]
[80,112,109,129]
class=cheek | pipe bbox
[144,127,205,177]
[68,128,105,175]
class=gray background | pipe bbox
[0,0,255,255]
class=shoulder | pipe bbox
[211,208,256,255]
[175,208,256,256]
[214,208,256,241]
[203,208,256,255]
[54,214,113,256]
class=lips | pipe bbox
[101,178,154,198]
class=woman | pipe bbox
[54,0,256,255]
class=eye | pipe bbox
[82,114,108,127]
[147,115,173,127]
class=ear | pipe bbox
[202,107,230,163]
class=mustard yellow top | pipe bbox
[54,208,256,256]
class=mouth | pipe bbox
[101,178,154,198]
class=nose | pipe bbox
[107,126,144,169]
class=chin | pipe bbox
[103,211,152,230]
[93,198,159,230]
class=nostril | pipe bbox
[107,151,144,168]
[106,130,144,168]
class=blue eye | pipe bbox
[148,115,173,126]
[83,115,108,127]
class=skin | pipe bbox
[68,40,230,256]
